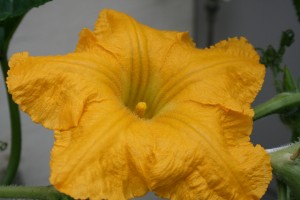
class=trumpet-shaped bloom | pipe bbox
[7,9,271,200]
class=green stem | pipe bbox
[0,185,72,200]
[269,142,300,199]
[0,15,24,185]
[254,92,300,120]
[0,53,22,185]
[277,179,290,200]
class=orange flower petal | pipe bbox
[92,9,195,110]
[7,51,121,130]
[7,9,271,200]
[149,102,271,199]
[151,37,265,117]
[50,102,150,199]
[50,101,271,199]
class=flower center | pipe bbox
[135,102,147,118]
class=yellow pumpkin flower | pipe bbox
[7,9,271,200]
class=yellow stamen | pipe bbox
[135,102,147,118]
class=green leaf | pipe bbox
[283,66,298,92]
[0,0,52,52]
[293,0,300,23]
[0,0,52,24]
[279,30,295,55]
[258,30,295,94]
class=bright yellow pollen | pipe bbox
[135,102,147,118]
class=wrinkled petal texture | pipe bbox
[7,9,271,200]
